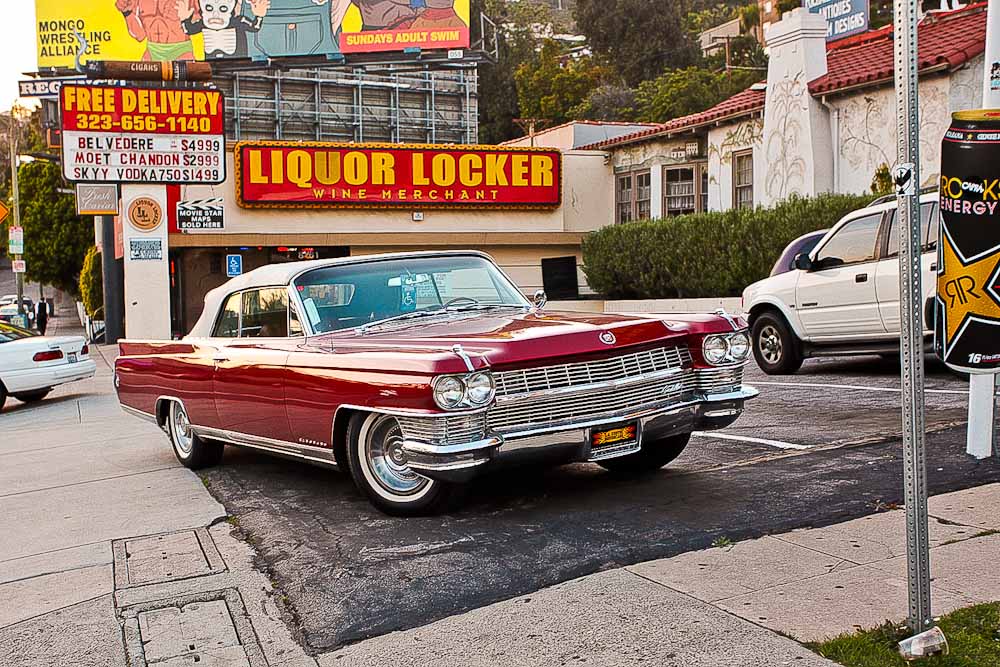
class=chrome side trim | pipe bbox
[332,403,489,423]
[120,404,157,424]
[402,435,503,456]
[406,458,491,472]
[451,344,475,372]
[191,425,340,468]
[494,367,687,406]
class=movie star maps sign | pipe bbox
[236,142,562,210]
[60,84,226,184]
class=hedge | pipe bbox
[79,246,103,318]
[581,193,874,299]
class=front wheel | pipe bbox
[13,388,52,403]
[597,433,691,474]
[346,412,453,516]
[752,312,804,375]
[168,401,224,469]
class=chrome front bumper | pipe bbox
[400,386,758,483]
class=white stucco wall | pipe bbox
[706,117,764,211]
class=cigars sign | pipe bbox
[235,142,562,210]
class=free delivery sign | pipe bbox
[806,0,869,41]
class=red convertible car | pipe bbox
[116,251,756,515]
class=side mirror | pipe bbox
[793,253,813,271]
[532,289,547,310]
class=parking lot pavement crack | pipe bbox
[0,593,109,632]
[0,466,179,499]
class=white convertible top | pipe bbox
[186,250,490,338]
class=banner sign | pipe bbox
[11,260,26,274]
[8,227,24,255]
[235,142,563,210]
[19,76,85,99]
[936,112,1000,373]
[76,183,120,215]
[129,238,163,261]
[60,84,226,185]
[177,198,224,230]
[806,0,868,41]
[35,0,470,69]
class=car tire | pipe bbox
[12,388,52,403]
[345,412,453,517]
[167,401,224,469]
[0,384,6,412]
[597,433,691,474]
[752,312,804,375]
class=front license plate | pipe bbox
[67,352,78,364]
[591,421,640,450]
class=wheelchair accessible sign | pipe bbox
[226,254,243,277]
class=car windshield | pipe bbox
[0,322,37,342]
[293,255,529,334]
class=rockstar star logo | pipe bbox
[936,232,1000,353]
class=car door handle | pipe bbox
[212,353,229,362]
[855,273,868,283]
[801,302,818,307]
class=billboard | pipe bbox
[35,0,470,69]
[61,84,226,184]
[806,0,868,41]
[235,142,563,210]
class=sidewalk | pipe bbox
[1,348,998,666]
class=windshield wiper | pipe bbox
[444,303,528,313]
[357,308,447,334]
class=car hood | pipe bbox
[297,309,736,373]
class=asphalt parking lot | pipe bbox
[200,355,1000,653]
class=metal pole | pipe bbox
[893,0,933,633]
[99,215,125,343]
[9,106,23,322]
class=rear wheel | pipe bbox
[168,401,224,469]
[752,312,804,375]
[13,388,52,403]
[346,412,453,516]
[597,433,691,474]
[0,384,6,412]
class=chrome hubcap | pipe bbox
[758,325,783,364]
[171,404,194,455]
[365,415,428,496]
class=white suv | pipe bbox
[742,192,938,374]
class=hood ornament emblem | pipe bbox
[599,331,616,345]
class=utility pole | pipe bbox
[892,0,933,634]
[8,105,23,322]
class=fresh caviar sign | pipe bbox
[60,84,226,184]
[235,142,562,210]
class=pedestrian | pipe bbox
[35,300,48,336]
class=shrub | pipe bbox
[79,245,103,318]
[581,193,874,299]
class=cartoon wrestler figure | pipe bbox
[116,0,196,61]
[177,0,272,59]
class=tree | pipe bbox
[633,66,760,123]
[571,84,637,121]
[0,107,46,259]
[472,0,553,143]
[515,41,609,126]
[17,160,92,296]
[79,246,104,318]
[574,0,701,87]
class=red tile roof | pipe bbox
[582,2,988,151]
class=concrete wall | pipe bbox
[707,117,764,211]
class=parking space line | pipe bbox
[691,431,812,450]
[752,381,969,395]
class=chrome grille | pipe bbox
[487,372,698,432]
[397,413,487,446]
[494,346,692,397]
[695,364,745,394]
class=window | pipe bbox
[635,172,651,220]
[733,151,754,209]
[616,174,634,223]
[240,288,289,338]
[289,302,303,337]
[815,213,882,267]
[213,293,241,337]
[665,167,696,216]
[701,168,709,213]
[885,202,939,257]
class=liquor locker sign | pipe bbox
[235,142,562,210]
[60,84,226,184]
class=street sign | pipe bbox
[11,259,26,273]
[75,184,120,215]
[59,84,226,185]
[9,314,27,328]
[226,254,243,278]
[8,226,23,255]
[0,201,9,225]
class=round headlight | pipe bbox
[729,332,750,360]
[466,372,495,405]
[703,335,729,365]
[434,376,466,409]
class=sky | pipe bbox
[1,4,40,111]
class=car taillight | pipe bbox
[33,350,64,362]
[81,344,89,356]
